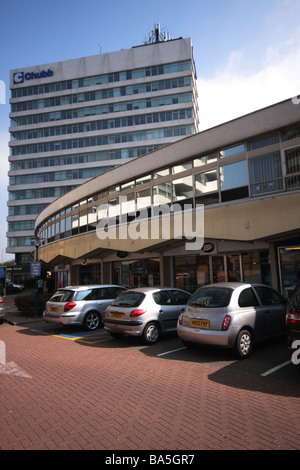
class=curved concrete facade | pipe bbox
[35,97,300,295]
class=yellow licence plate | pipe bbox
[49,306,58,313]
[111,312,124,319]
[191,319,210,328]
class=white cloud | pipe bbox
[198,36,300,130]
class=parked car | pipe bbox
[43,285,126,330]
[104,287,191,344]
[177,282,287,358]
[286,283,300,364]
[6,282,24,294]
[0,296,4,324]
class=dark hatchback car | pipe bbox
[286,283,300,363]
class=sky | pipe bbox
[0,0,300,262]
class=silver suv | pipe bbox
[104,287,191,344]
[43,285,125,330]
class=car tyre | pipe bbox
[234,329,253,359]
[143,322,160,345]
[83,311,101,331]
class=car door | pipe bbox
[253,286,286,337]
[152,290,179,333]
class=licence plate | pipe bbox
[49,306,58,313]
[111,312,124,319]
[191,319,210,328]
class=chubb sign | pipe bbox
[13,69,54,84]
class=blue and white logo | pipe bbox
[13,69,54,84]
[13,72,24,84]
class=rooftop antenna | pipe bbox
[143,23,171,45]
[99,44,102,54]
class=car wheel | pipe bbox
[235,329,253,358]
[143,322,160,345]
[83,311,100,331]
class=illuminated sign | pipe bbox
[13,69,54,84]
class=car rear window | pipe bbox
[188,287,232,308]
[50,290,74,302]
[110,291,145,308]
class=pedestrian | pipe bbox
[37,278,44,293]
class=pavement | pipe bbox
[1,291,300,452]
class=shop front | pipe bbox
[112,258,160,288]
[278,238,300,297]
[174,250,271,293]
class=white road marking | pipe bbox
[261,360,291,377]
[0,361,32,378]
[157,346,187,357]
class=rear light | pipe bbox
[130,309,146,317]
[286,309,300,324]
[178,313,184,325]
[0,299,4,304]
[222,315,231,331]
[64,302,76,312]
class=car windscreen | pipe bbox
[188,287,232,308]
[110,291,145,308]
[49,290,74,302]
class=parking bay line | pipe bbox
[157,346,187,357]
[261,360,291,377]
[157,349,293,377]
[30,327,112,343]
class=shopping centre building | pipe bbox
[8,32,199,275]
[34,97,300,296]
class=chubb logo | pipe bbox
[13,69,54,84]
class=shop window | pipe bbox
[195,169,218,196]
[87,206,97,231]
[175,256,209,292]
[194,153,217,167]
[136,188,151,210]
[152,168,169,179]
[212,256,225,283]
[285,147,300,190]
[220,162,245,188]
[249,152,283,196]
[153,183,172,206]
[220,144,245,158]
[227,255,241,282]
[279,247,300,296]
[241,252,271,285]
[247,134,279,151]
[282,126,300,142]
[172,162,192,174]
[172,175,193,203]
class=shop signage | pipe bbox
[201,242,215,253]
[13,69,54,84]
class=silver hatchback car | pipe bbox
[104,287,191,344]
[43,285,125,330]
[177,282,287,358]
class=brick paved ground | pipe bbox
[0,298,299,451]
